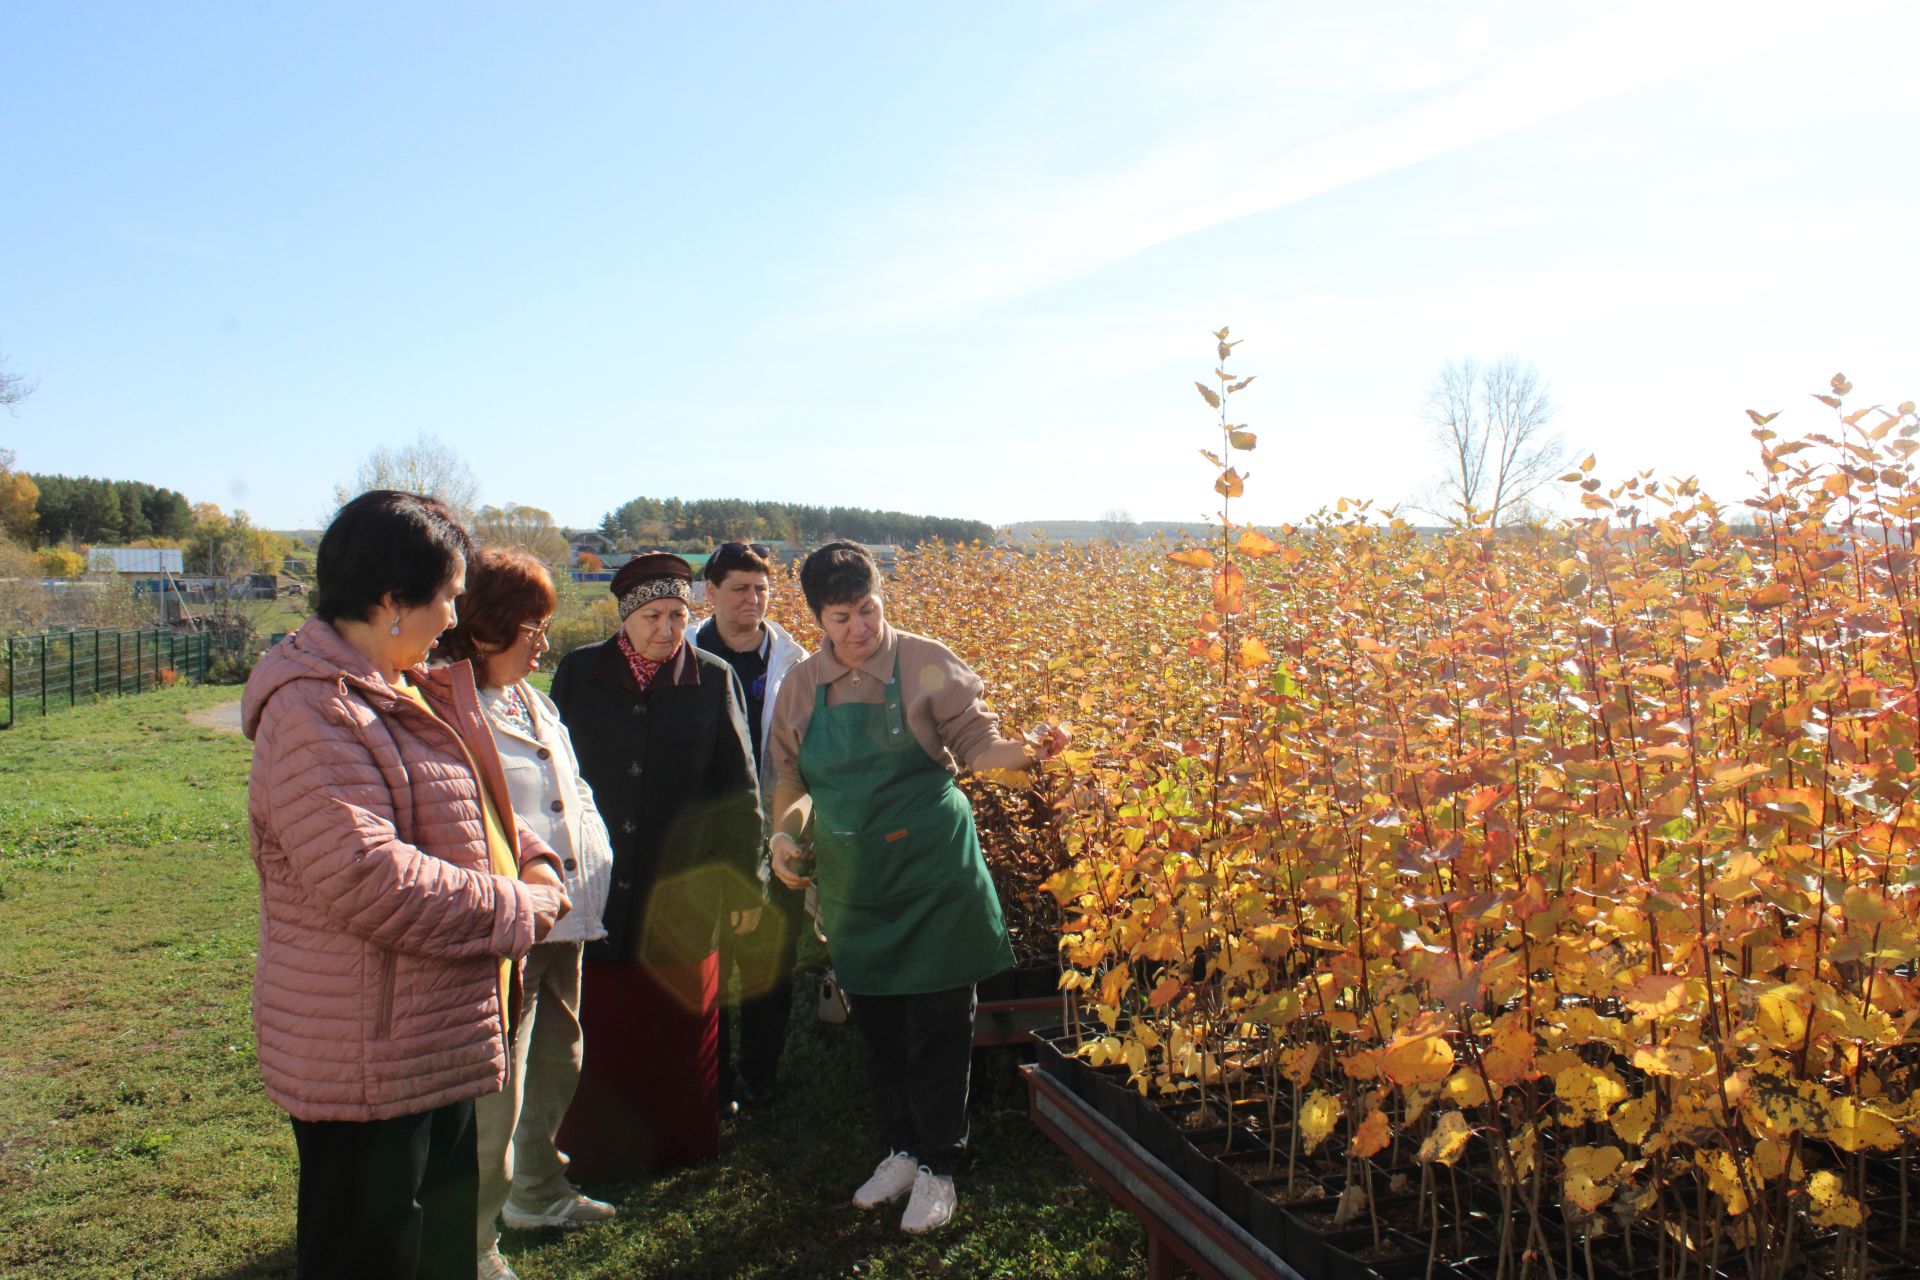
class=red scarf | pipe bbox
[617,629,666,691]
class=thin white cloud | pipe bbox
[813,2,1818,328]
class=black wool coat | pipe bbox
[550,635,763,966]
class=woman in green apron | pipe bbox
[765,541,1069,1236]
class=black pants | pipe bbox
[289,1099,478,1280]
[717,878,805,1099]
[848,983,976,1176]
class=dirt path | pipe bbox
[188,700,244,734]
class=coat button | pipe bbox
[617,877,631,890]
[563,858,577,871]
[537,748,551,760]
[630,704,643,715]
[550,799,563,813]
[623,819,636,834]
[628,761,641,776]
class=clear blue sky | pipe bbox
[3,2,1916,532]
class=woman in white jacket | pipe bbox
[436,547,617,1280]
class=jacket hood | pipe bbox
[241,617,392,740]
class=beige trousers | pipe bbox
[476,940,586,1251]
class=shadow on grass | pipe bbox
[198,1243,296,1279]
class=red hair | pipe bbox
[436,546,557,663]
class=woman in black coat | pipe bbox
[548,553,762,1179]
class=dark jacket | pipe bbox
[550,635,763,966]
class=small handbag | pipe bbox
[817,969,851,1025]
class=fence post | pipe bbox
[135,632,143,694]
[68,632,76,709]
[117,631,124,695]
[40,635,48,717]
[5,636,12,729]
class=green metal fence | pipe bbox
[0,628,212,729]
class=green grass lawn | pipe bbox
[0,687,1143,1279]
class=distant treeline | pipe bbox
[600,497,993,548]
[29,475,194,546]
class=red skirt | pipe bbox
[556,953,719,1183]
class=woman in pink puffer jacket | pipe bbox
[242,491,570,1280]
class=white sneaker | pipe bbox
[900,1167,956,1235]
[852,1151,919,1209]
[501,1190,618,1229]
[478,1247,520,1280]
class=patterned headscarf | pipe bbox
[611,552,695,620]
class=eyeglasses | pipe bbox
[716,541,772,559]
[518,618,552,643]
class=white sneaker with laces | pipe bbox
[900,1167,956,1235]
[852,1151,919,1209]
[478,1246,520,1280]
[501,1190,618,1230]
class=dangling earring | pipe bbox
[389,615,403,637]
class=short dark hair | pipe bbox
[313,490,474,624]
[799,540,878,615]
[705,541,772,586]
[435,546,557,664]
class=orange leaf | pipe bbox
[1167,548,1215,569]
[1147,976,1184,1009]
[1238,636,1273,668]
[1349,1108,1392,1159]
[1236,528,1282,558]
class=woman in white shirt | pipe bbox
[435,546,616,1280]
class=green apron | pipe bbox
[798,653,1014,996]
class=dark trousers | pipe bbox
[848,983,976,1176]
[289,1099,478,1280]
[717,878,804,1099]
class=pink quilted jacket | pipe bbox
[241,618,561,1123]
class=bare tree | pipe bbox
[1096,507,1139,544]
[1,349,35,412]
[473,503,571,566]
[332,433,480,523]
[1424,356,1565,526]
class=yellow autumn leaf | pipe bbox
[1299,1090,1342,1154]
[1382,1033,1456,1086]
[1621,973,1690,1020]
[1694,1149,1752,1215]
[1806,1170,1864,1228]
[1755,988,1810,1051]
[1401,1081,1441,1124]
[1826,1096,1902,1153]
[1556,1063,1630,1123]
[1349,1108,1391,1159]
[1482,1014,1535,1086]
[1608,1093,1656,1148]
[1238,636,1273,668]
[1562,1144,1625,1212]
[1744,1074,1832,1138]
[1630,1043,1705,1079]
[1444,1068,1489,1108]
[1278,1044,1320,1087]
[1166,547,1215,569]
[1753,1137,1789,1181]
[1506,1125,1538,1185]
[1417,1110,1472,1165]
